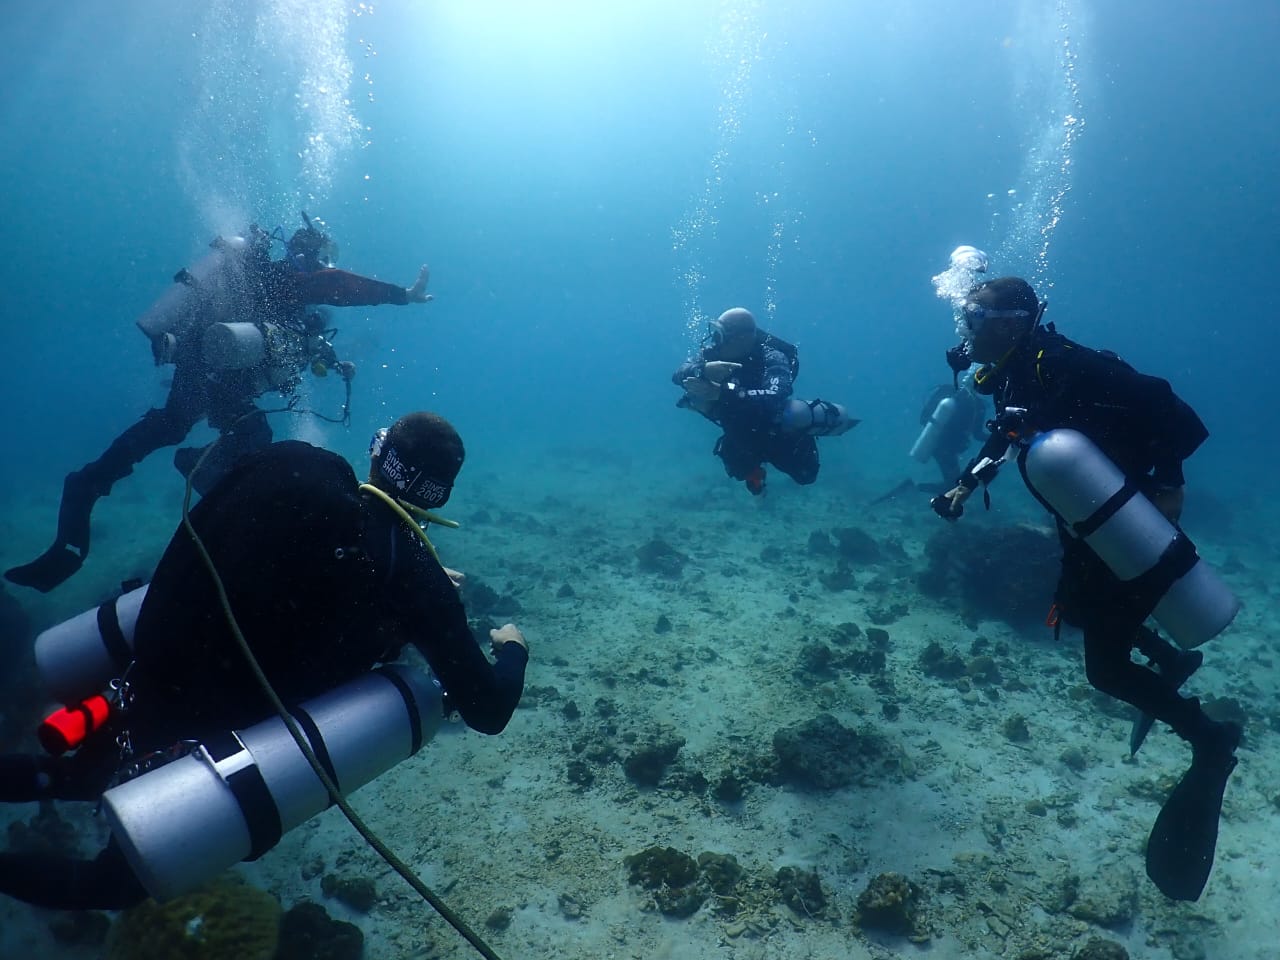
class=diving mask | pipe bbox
[954,301,1031,341]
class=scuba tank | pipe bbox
[1021,429,1239,649]
[910,395,958,462]
[34,583,148,704]
[135,235,258,364]
[202,321,271,370]
[780,398,859,436]
[101,664,444,902]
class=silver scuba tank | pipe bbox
[780,398,859,436]
[1022,429,1239,648]
[135,237,254,352]
[34,584,149,703]
[202,321,268,369]
[910,395,958,462]
[101,664,444,902]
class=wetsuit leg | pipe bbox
[766,431,819,485]
[1064,549,1218,745]
[933,450,961,487]
[1141,627,1187,670]
[175,379,272,497]
[0,839,147,910]
[714,431,765,481]
[1081,620,1211,739]
[5,367,209,591]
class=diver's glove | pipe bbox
[931,484,972,521]
[336,360,356,381]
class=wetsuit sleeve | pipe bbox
[1040,350,1209,487]
[956,430,1008,489]
[673,356,705,385]
[290,268,411,307]
[388,534,527,734]
[718,345,794,428]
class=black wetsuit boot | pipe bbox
[1146,703,1241,902]
[4,469,104,592]
[6,396,204,592]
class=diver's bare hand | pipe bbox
[682,377,720,403]
[490,623,527,654]
[931,485,971,520]
[406,265,434,304]
[443,566,465,593]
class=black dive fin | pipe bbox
[1129,712,1156,757]
[1145,750,1237,901]
[4,545,85,593]
[869,478,918,506]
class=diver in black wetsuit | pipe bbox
[673,307,857,496]
[6,215,435,593]
[0,412,528,910]
[931,276,1241,900]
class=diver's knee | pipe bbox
[1083,650,1124,695]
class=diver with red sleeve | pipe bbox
[6,214,433,594]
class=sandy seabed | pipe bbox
[1,440,1278,960]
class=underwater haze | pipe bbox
[1,1,1278,958]
[2,2,1277,483]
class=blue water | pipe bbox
[0,0,1277,953]
[3,1,1275,488]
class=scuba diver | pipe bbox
[0,412,528,909]
[6,213,434,593]
[673,307,858,496]
[909,365,989,490]
[930,276,1242,902]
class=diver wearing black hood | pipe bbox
[6,214,433,594]
[0,412,528,909]
[931,276,1241,902]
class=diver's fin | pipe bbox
[869,478,918,506]
[1145,724,1240,901]
[1129,649,1204,757]
[4,544,85,593]
[1129,713,1156,758]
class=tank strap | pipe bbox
[96,597,134,671]
[1073,479,1142,538]
[201,731,283,861]
[1122,531,1200,612]
[375,666,426,755]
